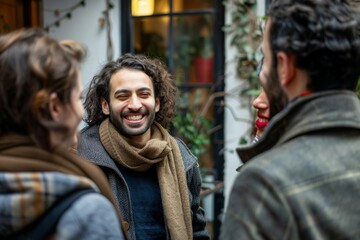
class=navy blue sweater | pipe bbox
[119,164,166,240]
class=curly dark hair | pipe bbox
[0,28,86,149]
[267,0,360,92]
[84,53,177,128]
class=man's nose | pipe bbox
[128,95,142,110]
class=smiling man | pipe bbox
[77,54,209,240]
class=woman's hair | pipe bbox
[84,53,177,128]
[0,28,86,149]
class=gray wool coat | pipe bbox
[78,124,210,240]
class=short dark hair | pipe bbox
[267,0,360,92]
[0,28,86,149]
[83,53,177,128]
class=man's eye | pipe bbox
[117,95,128,100]
[140,93,150,97]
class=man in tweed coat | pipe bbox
[221,0,360,239]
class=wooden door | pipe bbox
[0,0,41,34]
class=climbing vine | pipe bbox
[223,0,263,93]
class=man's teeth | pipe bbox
[127,115,142,121]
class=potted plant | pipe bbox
[173,18,196,84]
[192,15,214,84]
[193,35,214,83]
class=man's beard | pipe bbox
[109,107,156,137]
[264,61,288,119]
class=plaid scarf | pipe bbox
[0,134,123,236]
[0,172,95,236]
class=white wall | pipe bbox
[223,44,252,210]
[223,0,266,210]
[43,0,121,114]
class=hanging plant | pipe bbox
[223,0,263,93]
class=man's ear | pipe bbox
[48,92,64,122]
[101,97,110,115]
[276,52,296,87]
[155,97,160,112]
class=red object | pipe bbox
[195,57,213,83]
[255,119,268,129]
[300,91,312,96]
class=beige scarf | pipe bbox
[99,119,192,239]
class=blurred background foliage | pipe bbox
[223,0,263,144]
[173,112,211,157]
[223,0,263,96]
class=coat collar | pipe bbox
[237,90,360,164]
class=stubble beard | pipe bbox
[264,61,288,119]
[108,107,156,138]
